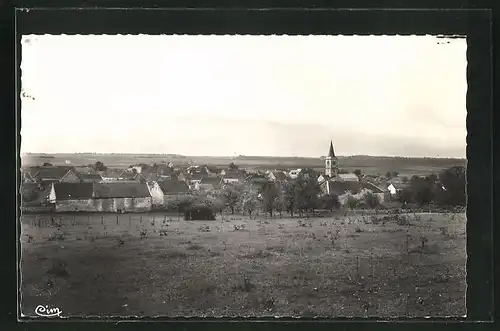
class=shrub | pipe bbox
[47,259,69,278]
[364,193,380,209]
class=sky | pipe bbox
[20,35,467,158]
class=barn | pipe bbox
[50,182,95,212]
[49,182,153,212]
[93,183,152,213]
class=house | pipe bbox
[320,180,389,205]
[78,173,103,183]
[100,169,123,182]
[93,182,152,213]
[195,177,222,192]
[288,168,302,179]
[338,173,360,182]
[146,181,165,207]
[155,163,174,177]
[49,182,95,212]
[129,164,148,174]
[158,180,191,208]
[32,166,80,184]
[185,173,206,189]
[222,170,245,184]
[117,170,147,183]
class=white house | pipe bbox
[388,183,397,195]
[288,169,302,179]
[146,181,165,206]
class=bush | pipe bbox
[184,206,216,221]
[364,193,380,209]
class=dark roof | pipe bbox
[158,180,190,194]
[93,183,151,198]
[224,170,245,179]
[328,141,335,157]
[360,182,386,193]
[34,166,74,180]
[54,183,94,200]
[324,180,386,195]
[323,181,362,196]
[78,173,103,182]
[201,177,222,185]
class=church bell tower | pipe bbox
[325,141,338,178]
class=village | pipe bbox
[20,141,464,218]
[21,143,430,217]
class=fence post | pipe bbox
[117,215,119,225]
[129,215,131,228]
[101,215,104,225]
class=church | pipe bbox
[318,141,388,202]
[319,141,359,183]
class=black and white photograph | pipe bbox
[19,34,467,318]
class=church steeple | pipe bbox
[328,141,335,157]
[325,140,338,178]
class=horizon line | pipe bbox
[20,152,466,160]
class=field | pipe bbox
[19,211,466,318]
[21,153,466,177]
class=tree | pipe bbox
[228,162,238,170]
[283,181,297,217]
[42,162,53,166]
[409,175,435,206]
[221,184,242,214]
[354,169,362,177]
[294,174,321,217]
[397,188,413,205]
[391,171,399,178]
[170,195,195,220]
[274,190,286,218]
[94,161,107,172]
[319,194,340,211]
[435,166,466,207]
[386,171,392,179]
[346,196,359,209]
[261,181,280,217]
[239,189,259,219]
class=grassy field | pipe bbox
[19,211,466,318]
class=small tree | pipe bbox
[228,162,238,170]
[261,181,280,218]
[346,196,359,209]
[221,184,242,214]
[320,194,340,211]
[354,169,362,178]
[386,171,392,179]
[239,190,259,219]
[283,181,297,217]
[391,171,399,178]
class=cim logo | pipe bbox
[34,305,62,317]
